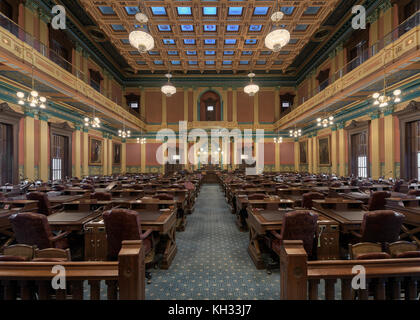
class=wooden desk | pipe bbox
[312,199,365,233]
[385,198,420,244]
[246,208,340,269]
[0,200,38,211]
[360,184,392,192]
[47,210,102,231]
[329,186,360,193]
[63,188,92,195]
[48,194,86,205]
[341,192,370,204]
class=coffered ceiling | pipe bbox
[78,0,341,74]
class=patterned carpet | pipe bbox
[145,184,281,300]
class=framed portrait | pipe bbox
[318,136,331,166]
[299,141,307,164]
[113,142,121,165]
[89,136,103,165]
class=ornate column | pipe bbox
[384,107,395,178]
[254,92,259,125]
[183,88,189,121]
[275,140,280,172]
[82,128,89,176]
[275,87,280,121]
[222,87,228,121]
[24,109,35,180]
[108,135,113,175]
[103,132,108,176]
[367,9,380,47]
[232,88,237,123]
[193,87,198,121]
[331,126,338,175]
[371,112,381,179]
[312,133,318,174]
[74,124,81,178]
[307,135,313,174]
[121,139,126,174]
[140,87,146,120]
[379,0,393,35]
[38,113,48,181]
[141,140,146,173]
[294,139,299,172]
[338,122,346,176]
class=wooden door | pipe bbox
[51,134,69,181]
[350,132,368,178]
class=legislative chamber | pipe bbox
[0,0,419,304]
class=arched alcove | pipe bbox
[199,90,221,121]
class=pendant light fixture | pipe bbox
[84,107,101,128]
[265,0,290,52]
[118,117,131,138]
[161,73,176,97]
[317,115,334,128]
[289,127,302,138]
[244,72,259,96]
[129,6,154,53]
[17,48,47,109]
[372,74,401,107]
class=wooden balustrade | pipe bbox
[0,240,145,300]
[280,240,420,300]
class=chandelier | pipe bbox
[244,73,259,96]
[129,12,154,53]
[137,137,146,144]
[17,53,47,109]
[118,118,131,138]
[161,73,176,97]
[265,1,290,52]
[274,136,283,144]
[84,116,101,128]
[317,115,334,128]
[372,89,401,107]
[289,129,302,138]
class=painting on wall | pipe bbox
[318,136,331,166]
[89,136,103,165]
[113,143,121,165]
[299,141,307,164]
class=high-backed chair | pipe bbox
[91,192,112,201]
[265,210,318,273]
[26,192,55,216]
[393,180,404,192]
[9,213,69,250]
[354,210,405,246]
[363,191,391,211]
[330,181,342,188]
[302,192,325,209]
[103,209,154,282]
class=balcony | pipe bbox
[0,13,145,129]
[276,10,420,129]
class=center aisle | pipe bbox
[146,183,280,300]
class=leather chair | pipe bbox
[330,181,342,188]
[388,241,420,258]
[353,210,405,247]
[9,213,69,250]
[392,180,404,192]
[363,191,391,211]
[26,192,58,216]
[302,192,325,209]
[103,209,154,282]
[265,210,318,273]
[91,192,112,201]
[81,184,94,190]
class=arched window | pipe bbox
[200,91,221,121]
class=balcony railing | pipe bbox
[0,12,145,122]
[294,9,420,108]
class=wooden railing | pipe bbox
[0,240,145,300]
[280,240,420,300]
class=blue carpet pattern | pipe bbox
[144,184,281,300]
